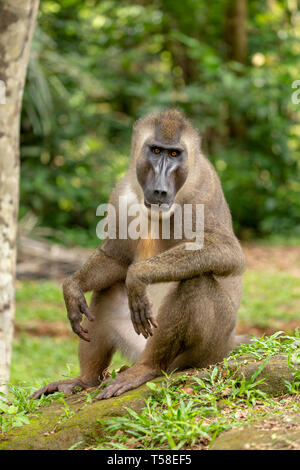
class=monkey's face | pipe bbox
[136,141,189,211]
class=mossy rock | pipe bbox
[211,410,300,450]
[226,354,298,396]
[0,384,151,450]
[0,355,297,450]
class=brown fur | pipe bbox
[137,237,160,260]
[31,109,247,400]
[154,109,185,143]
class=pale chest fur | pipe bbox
[136,237,178,319]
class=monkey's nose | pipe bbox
[153,189,168,200]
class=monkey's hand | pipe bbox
[63,278,95,342]
[126,267,158,339]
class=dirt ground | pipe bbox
[243,243,300,277]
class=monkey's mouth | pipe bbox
[144,199,172,212]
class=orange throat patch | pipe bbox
[137,237,160,260]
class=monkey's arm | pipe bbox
[126,228,246,337]
[63,247,128,341]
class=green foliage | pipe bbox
[94,332,300,450]
[16,280,63,304]
[239,270,300,327]
[11,334,78,387]
[20,0,300,242]
[0,394,30,434]
[0,385,63,434]
[3,279,300,444]
[285,346,300,393]
[229,329,300,360]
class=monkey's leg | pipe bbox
[31,290,115,398]
[32,283,145,399]
[78,283,146,384]
[97,275,239,399]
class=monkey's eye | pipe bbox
[170,150,179,157]
[151,147,161,154]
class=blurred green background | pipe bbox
[19,0,300,246]
[11,0,300,390]
[3,0,300,441]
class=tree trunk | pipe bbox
[225,0,248,64]
[0,0,39,394]
[224,0,248,140]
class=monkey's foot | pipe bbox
[96,365,159,400]
[31,377,98,399]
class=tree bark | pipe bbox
[225,0,248,64]
[224,0,248,140]
[0,0,39,394]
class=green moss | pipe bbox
[0,382,152,450]
[2,338,299,450]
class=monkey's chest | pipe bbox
[146,282,178,318]
[136,237,161,260]
[136,237,178,317]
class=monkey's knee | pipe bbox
[229,334,251,350]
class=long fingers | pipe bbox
[129,295,157,339]
[79,297,95,322]
[67,293,94,341]
[71,319,91,342]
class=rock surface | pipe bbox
[0,355,298,450]
[211,410,300,450]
